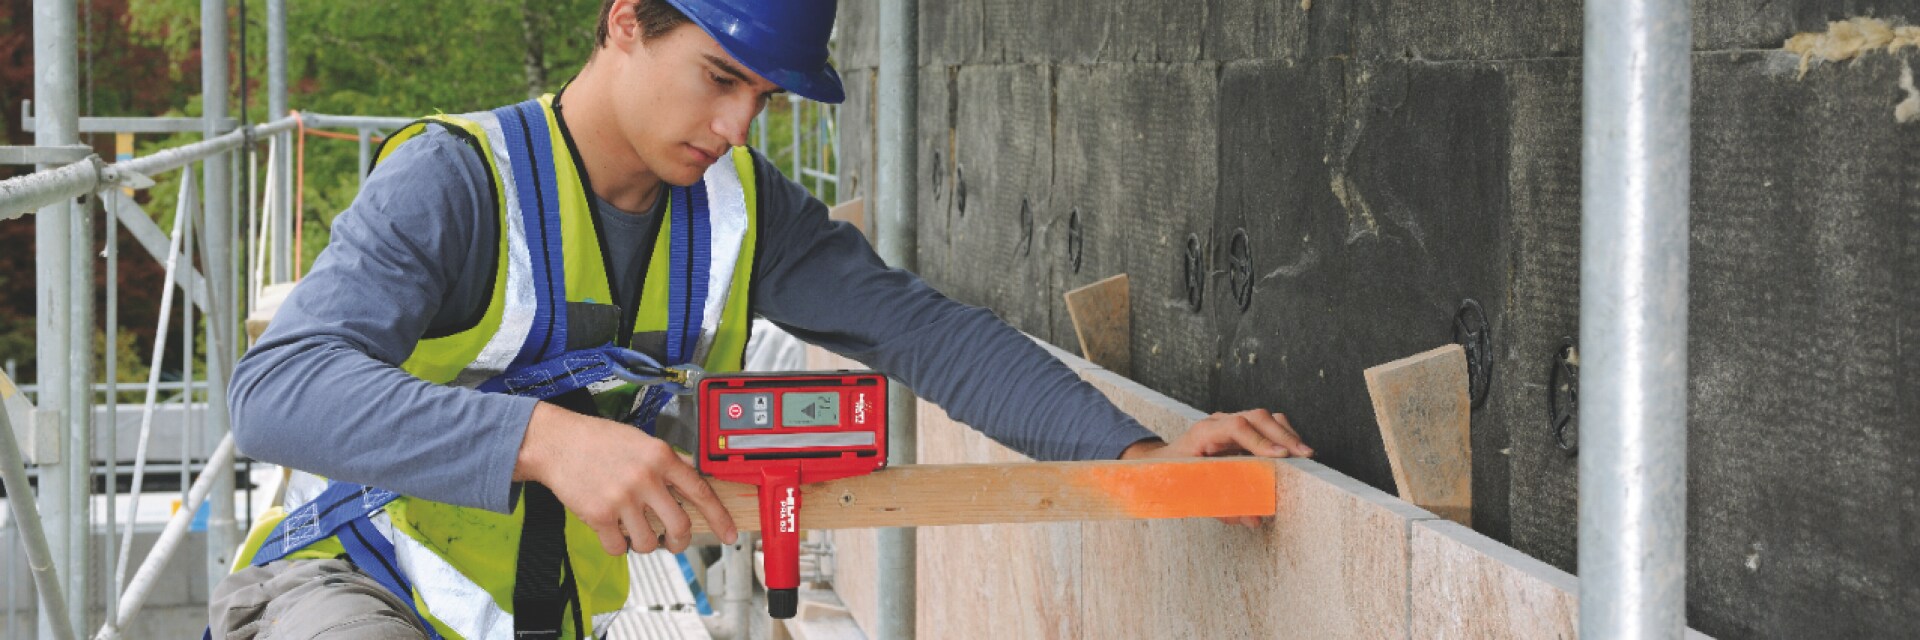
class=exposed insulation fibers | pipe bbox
[1784,17,1918,80]
[1892,26,1920,53]
[1897,62,1920,124]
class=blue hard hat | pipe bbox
[664,0,845,104]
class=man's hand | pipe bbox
[515,403,739,556]
[1119,408,1311,528]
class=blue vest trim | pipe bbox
[496,99,570,367]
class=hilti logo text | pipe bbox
[853,393,870,425]
[780,488,797,533]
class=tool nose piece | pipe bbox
[768,588,799,619]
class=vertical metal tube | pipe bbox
[103,188,120,624]
[63,196,93,640]
[875,1,917,637]
[266,0,289,282]
[1578,0,1692,638]
[32,1,80,637]
[357,128,371,187]
[200,0,239,587]
[755,111,767,153]
[789,94,801,178]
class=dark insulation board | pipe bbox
[830,1,1920,637]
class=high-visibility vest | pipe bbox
[234,94,761,639]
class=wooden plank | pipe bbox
[1062,274,1132,376]
[828,197,867,240]
[1082,460,1433,640]
[915,400,1081,639]
[1410,520,1576,639]
[245,282,297,343]
[1364,344,1473,526]
[656,457,1278,534]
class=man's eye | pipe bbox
[711,73,735,87]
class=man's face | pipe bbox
[605,22,783,186]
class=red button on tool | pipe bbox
[728,403,744,419]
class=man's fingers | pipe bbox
[669,467,739,545]
[1240,410,1312,457]
[1221,417,1288,458]
[1265,411,1312,457]
[589,517,629,556]
[618,507,660,555]
[644,490,694,554]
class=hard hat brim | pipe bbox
[704,27,847,104]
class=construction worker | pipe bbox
[212,0,1313,638]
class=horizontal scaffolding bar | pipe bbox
[298,113,413,130]
[20,101,240,134]
[0,117,298,220]
[0,157,102,222]
[0,145,92,166]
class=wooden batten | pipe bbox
[1364,344,1473,526]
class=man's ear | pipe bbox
[604,0,644,53]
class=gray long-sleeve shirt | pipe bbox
[230,124,1158,514]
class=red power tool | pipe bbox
[695,371,888,619]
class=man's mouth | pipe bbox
[687,144,722,165]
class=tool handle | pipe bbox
[757,463,802,619]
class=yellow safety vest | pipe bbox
[236,94,761,639]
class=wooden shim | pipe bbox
[828,198,867,240]
[246,282,297,343]
[1363,344,1472,526]
[653,458,1278,534]
[1062,274,1131,376]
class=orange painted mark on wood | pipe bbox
[1077,459,1277,519]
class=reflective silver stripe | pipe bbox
[726,432,876,450]
[591,611,621,637]
[388,513,516,640]
[277,475,515,638]
[451,110,536,388]
[690,150,750,367]
[283,469,327,511]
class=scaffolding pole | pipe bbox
[32,0,80,637]
[1578,0,1692,637]
[875,1,918,637]
[267,0,290,282]
[199,0,240,589]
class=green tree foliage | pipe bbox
[2,0,838,383]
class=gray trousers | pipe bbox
[209,559,429,640]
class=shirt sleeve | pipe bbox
[746,152,1161,461]
[228,127,536,513]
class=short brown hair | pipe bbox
[596,0,689,46]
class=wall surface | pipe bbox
[829,1,1920,638]
[818,344,1711,639]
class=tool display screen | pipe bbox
[780,392,839,427]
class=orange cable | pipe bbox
[303,128,386,143]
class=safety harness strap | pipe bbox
[247,482,442,639]
[249,97,721,639]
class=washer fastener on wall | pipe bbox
[1183,233,1205,312]
[1549,338,1579,456]
[1452,299,1493,409]
[1228,228,1254,312]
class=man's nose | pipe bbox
[714,103,755,148]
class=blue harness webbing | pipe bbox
[242,98,719,638]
